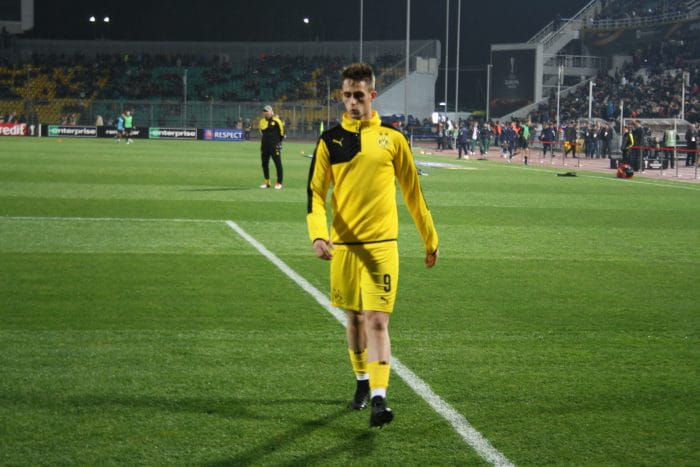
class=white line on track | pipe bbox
[225,219,514,467]
[491,162,700,191]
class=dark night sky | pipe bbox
[25,0,590,108]
[28,0,589,62]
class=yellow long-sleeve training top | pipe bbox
[306,111,438,252]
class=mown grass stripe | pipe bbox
[224,219,515,467]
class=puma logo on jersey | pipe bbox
[332,138,343,147]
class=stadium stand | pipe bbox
[595,0,691,21]
[529,39,700,124]
[0,50,405,130]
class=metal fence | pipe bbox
[0,98,347,139]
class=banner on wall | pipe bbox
[489,47,537,118]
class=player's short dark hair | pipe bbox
[342,63,375,90]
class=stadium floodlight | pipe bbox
[89,16,96,23]
[103,16,110,23]
[443,0,449,115]
[303,17,310,24]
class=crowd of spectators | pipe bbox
[596,0,692,21]
[529,39,700,125]
[0,51,403,104]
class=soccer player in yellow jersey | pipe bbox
[259,105,285,189]
[306,63,439,428]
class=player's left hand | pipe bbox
[425,248,439,268]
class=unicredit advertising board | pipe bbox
[0,123,35,136]
[202,128,245,141]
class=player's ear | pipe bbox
[370,90,378,101]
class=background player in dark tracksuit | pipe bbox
[540,123,556,159]
[479,122,491,156]
[600,124,613,159]
[456,122,469,159]
[502,123,517,162]
[259,105,285,189]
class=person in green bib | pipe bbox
[519,122,530,164]
[124,110,134,144]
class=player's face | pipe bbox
[342,79,376,121]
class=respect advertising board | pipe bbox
[148,128,197,140]
[44,125,97,138]
[0,123,37,136]
[201,128,245,141]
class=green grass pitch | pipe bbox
[0,137,698,465]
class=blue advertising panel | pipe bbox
[202,128,245,141]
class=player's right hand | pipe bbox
[312,238,334,260]
[425,248,439,268]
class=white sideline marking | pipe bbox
[225,220,514,467]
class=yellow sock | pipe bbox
[368,360,391,392]
[348,348,368,378]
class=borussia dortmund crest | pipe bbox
[377,132,390,149]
